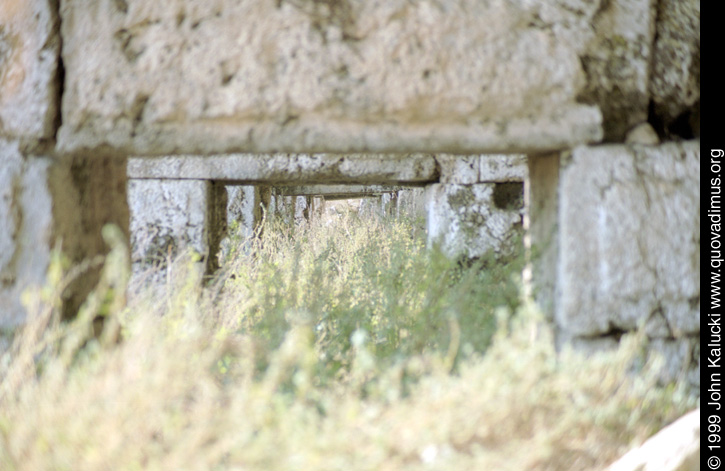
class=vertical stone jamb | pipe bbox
[49,154,130,319]
[524,153,560,325]
[206,181,228,276]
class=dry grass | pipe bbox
[0,216,697,471]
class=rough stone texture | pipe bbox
[649,0,700,135]
[295,196,310,222]
[276,184,403,198]
[397,187,426,219]
[437,155,478,184]
[268,193,297,224]
[605,408,699,471]
[0,0,60,140]
[558,142,700,338]
[226,186,262,240]
[426,183,523,259]
[128,153,437,184]
[57,0,603,155]
[438,154,527,184]
[577,0,656,141]
[128,179,222,280]
[478,154,527,182]
[0,140,53,328]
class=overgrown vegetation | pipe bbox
[0,213,697,471]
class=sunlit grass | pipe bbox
[0,215,697,471]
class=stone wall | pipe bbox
[0,0,701,390]
[426,155,527,259]
[527,141,700,386]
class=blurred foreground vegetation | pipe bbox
[0,212,697,470]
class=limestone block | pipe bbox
[57,0,602,155]
[577,0,657,141]
[128,179,212,275]
[426,183,523,259]
[269,194,297,224]
[295,196,310,222]
[276,184,402,197]
[437,155,478,184]
[226,186,261,240]
[0,0,60,140]
[558,142,700,337]
[127,153,437,185]
[605,408,699,471]
[649,0,700,131]
[397,187,426,219]
[479,154,527,182]
[0,140,53,328]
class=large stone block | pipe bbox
[226,186,262,240]
[0,0,60,140]
[128,179,224,279]
[127,153,437,185]
[57,0,602,155]
[397,187,426,219]
[0,140,53,328]
[425,183,523,259]
[479,154,527,182]
[438,154,527,184]
[558,142,700,338]
[437,155,478,184]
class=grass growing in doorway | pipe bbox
[0,215,697,471]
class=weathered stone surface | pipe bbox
[426,183,523,259]
[437,155,478,184]
[128,179,214,276]
[0,140,53,328]
[0,0,59,140]
[128,153,438,184]
[438,154,527,184]
[295,196,310,222]
[606,408,699,471]
[479,154,527,182]
[276,184,403,197]
[226,186,261,240]
[649,0,700,133]
[577,0,656,141]
[57,0,603,155]
[219,185,260,261]
[397,187,426,219]
[558,142,700,337]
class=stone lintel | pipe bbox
[58,0,605,155]
[127,153,438,184]
[275,184,404,197]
